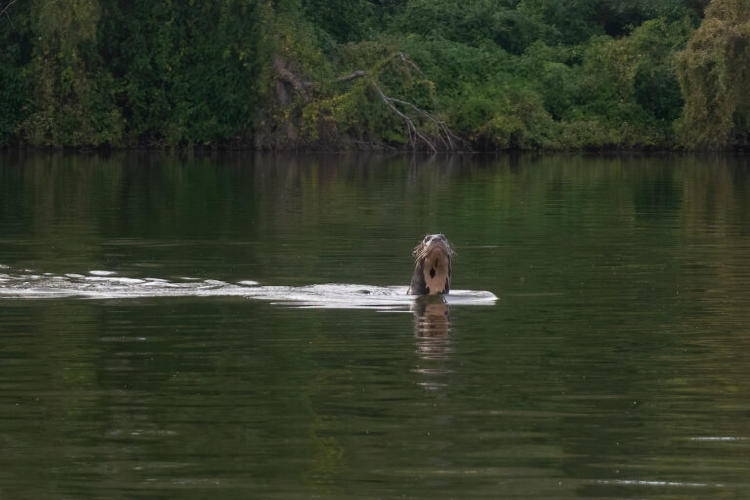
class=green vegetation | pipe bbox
[675,0,750,148]
[2,0,748,150]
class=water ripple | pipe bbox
[0,266,498,310]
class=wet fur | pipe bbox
[408,234,453,295]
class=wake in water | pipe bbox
[0,266,497,310]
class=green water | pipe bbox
[1,152,750,498]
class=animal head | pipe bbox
[408,234,454,295]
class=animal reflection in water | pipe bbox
[412,295,454,390]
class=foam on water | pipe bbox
[0,266,498,310]
[89,270,117,276]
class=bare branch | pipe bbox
[372,81,437,152]
[275,47,465,152]
[337,70,367,82]
[273,56,309,102]
[1,0,18,22]
[387,97,462,150]
[396,52,425,77]
[373,51,465,151]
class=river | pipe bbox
[1,152,749,498]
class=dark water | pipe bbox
[1,152,749,498]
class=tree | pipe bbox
[675,0,750,148]
[21,0,122,146]
[96,0,271,147]
[0,0,31,145]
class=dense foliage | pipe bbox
[1,0,747,150]
[675,0,750,148]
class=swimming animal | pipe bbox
[407,234,454,295]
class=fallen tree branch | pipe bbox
[396,52,425,77]
[370,52,464,151]
[337,70,367,82]
[273,56,309,102]
[273,49,464,151]
[387,97,462,150]
[372,81,437,152]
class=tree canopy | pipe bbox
[675,0,750,148]
[0,0,746,150]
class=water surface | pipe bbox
[1,152,750,498]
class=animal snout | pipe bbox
[424,234,447,245]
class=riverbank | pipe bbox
[2,1,748,152]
